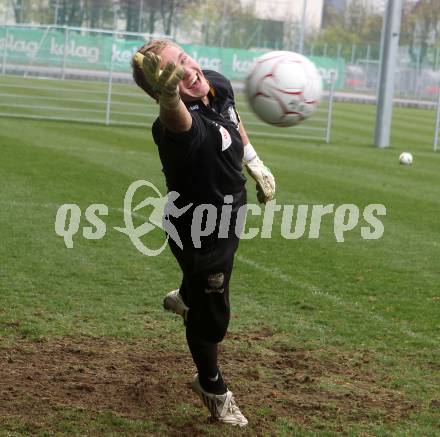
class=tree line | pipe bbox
[5,0,440,62]
[7,0,197,35]
[319,0,440,64]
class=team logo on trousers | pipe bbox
[205,273,225,294]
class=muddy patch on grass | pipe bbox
[0,333,417,434]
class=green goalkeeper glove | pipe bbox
[133,51,184,110]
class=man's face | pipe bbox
[159,45,210,103]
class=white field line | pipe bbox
[0,102,106,113]
[235,255,439,346]
[25,142,150,157]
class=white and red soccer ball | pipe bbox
[245,51,322,127]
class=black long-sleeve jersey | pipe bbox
[152,70,247,210]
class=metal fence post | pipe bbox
[24,25,51,77]
[298,0,308,54]
[61,26,69,80]
[326,72,336,144]
[220,0,227,48]
[366,44,371,88]
[351,43,356,64]
[433,84,440,152]
[415,47,422,100]
[105,35,115,125]
[1,27,8,75]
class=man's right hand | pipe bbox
[133,52,184,110]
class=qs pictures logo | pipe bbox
[55,180,387,256]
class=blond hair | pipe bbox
[131,39,182,100]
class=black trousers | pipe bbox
[167,193,245,387]
[169,232,240,344]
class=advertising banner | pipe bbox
[0,27,345,88]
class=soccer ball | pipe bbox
[245,51,322,127]
[399,152,413,165]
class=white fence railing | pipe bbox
[0,24,336,144]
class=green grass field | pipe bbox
[0,75,439,436]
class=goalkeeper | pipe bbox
[131,40,275,427]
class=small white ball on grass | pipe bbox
[399,152,413,165]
